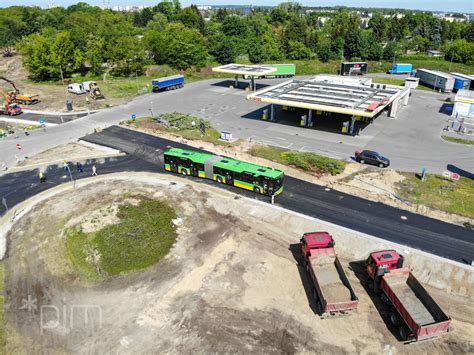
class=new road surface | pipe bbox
[1,126,471,264]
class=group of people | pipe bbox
[39,161,98,183]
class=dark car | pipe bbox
[355,150,390,168]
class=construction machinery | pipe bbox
[0,87,22,115]
[301,232,359,318]
[366,250,452,342]
[0,76,40,105]
[88,82,105,100]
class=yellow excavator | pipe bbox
[0,76,40,105]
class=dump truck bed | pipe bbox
[382,268,451,341]
[307,251,358,315]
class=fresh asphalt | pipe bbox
[82,126,473,264]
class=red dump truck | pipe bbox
[301,232,359,318]
[366,250,452,342]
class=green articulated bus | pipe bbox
[164,147,284,196]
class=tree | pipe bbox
[429,19,442,48]
[344,28,363,59]
[20,31,83,80]
[382,41,398,60]
[442,39,474,64]
[286,40,311,60]
[368,12,387,41]
[108,36,146,75]
[133,7,154,27]
[0,15,26,56]
[85,34,105,75]
[248,41,265,63]
[178,5,205,34]
[221,16,248,37]
[146,13,168,32]
[411,35,429,52]
[144,23,207,70]
[214,8,228,22]
[209,33,238,64]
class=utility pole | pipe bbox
[135,71,139,94]
[448,41,455,72]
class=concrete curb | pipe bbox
[0,117,57,127]
[22,109,101,116]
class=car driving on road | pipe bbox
[355,150,390,168]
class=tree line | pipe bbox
[0,1,473,81]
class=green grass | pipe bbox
[372,77,406,86]
[397,54,473,74]
[65,199,177,280]
[249,145,346,176]
[396,173,474,218]
[0,262,5,353]
[441,135,474,145]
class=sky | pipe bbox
[3,0,473,13]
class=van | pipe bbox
[68,83,86,95]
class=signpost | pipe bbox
[442,171,460,181]
[131,114,136,121]
[39,118,45,125]
[1,197,7,212]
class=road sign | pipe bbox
[131,114,136,121]
[39,117,45,125]
[16,143,22,150]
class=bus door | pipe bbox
[225,171,233,185]
[170,157,178,172]
[190,163,198,177]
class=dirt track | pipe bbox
[3,174,473,353]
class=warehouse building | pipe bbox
[246,75,410,135]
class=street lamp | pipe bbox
[135,70,139,94]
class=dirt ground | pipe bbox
[125,123,473,226]
[0,56,123,112]
[3,174,473,353]
[12,142,122,171]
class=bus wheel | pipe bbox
[389,311,399,326]
[253,187,260,194]
[181,169,187,176]
[398,326,408,341]
[217,176,223,183]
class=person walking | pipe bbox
[76,162,83,173]
[39,172,46,183]
[63,160,69,172]
[91,165,98,176]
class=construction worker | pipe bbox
[63,160,69,172]
[39,172,46,183]
[86,96,90,105]
[91,165,98,176]
[76,162,83,173]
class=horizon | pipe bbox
[1,1,473,14]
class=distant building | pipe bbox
[197,5,212,11]
[427,50,444,57]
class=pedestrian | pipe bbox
[76,162,83,173]
[91,165,98,176]
[39,172,46,183]
[24,128,29,136]
[63,160,69,172]
[86,96,90,105]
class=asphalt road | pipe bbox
[5,111,89,124]
[73,126,472,264]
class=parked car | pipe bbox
[355,150,390,168]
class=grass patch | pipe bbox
[65,199,177,280]
[372,77,405,86]
[442,135,474,145]
[249,145,346,176]
[396,173,474,218]
[125,112,235,146]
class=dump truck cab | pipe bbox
[366,250,404,292]
[301,232,335,257]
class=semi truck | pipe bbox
[450,72,473,90]
[301,232,359,318]
[449,74,471,91]
[366,250,452,342]
[388,63,413,75]
[415,69,454,93]
[340,62,368,76]
[152,75,185,92]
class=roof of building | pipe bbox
[455,89,474,103]
[212,64,277,76]
[450,72,474,80]
[247,76,407,118]
[416,68,453,80]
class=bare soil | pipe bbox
[3,174,472,353]
[0,56,123,112]
[126,123,473,226]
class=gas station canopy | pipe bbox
[212,64,277,77]
[247,77,409,118]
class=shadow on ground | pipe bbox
[447,164,474,179]
[288,243,320,315]
[210,80,269,91]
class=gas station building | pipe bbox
[212,64,277,91]
[246,75,411,135]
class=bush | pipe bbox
[249,145,346,176]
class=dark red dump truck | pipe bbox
[301,232,358,318]
[366,250,452,342]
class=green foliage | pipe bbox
[249,145,346,176]
[382,41,398,60]
[442,39,474,64]
[144,22,208,70]
[19,31,83,80]
[209,33,238,64]
[178,5,205,34]
[397,173,474,219]
[109,36,147,75]
[65,199,177,278]
[287,40,312,60]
